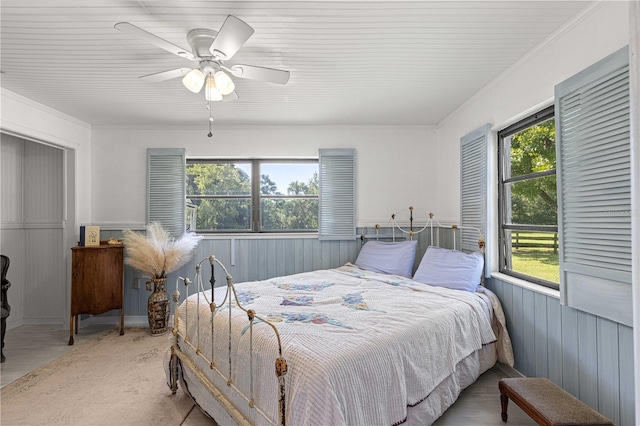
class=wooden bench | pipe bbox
[499,378,614,426]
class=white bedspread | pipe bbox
[174,264,511,426]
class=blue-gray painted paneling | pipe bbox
[522,289,536,377]
[546,298,562,387]
[486,276,635,424]
[596,317,620,424]
[618,325,636,426]
[98,225,462,319]
[511,285,525,371]
[577,311,598,408]
[561,304,579,398]
[534,292,548,378]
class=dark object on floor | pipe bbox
[499,377,613,426]
[1,255,11,363]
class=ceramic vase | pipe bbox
[148,277,169,335]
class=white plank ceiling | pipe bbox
[1,0,590,127]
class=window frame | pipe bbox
[186,158,319,234]
[497,105,559,289]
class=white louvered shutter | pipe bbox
[460,124,491,277]
[147,148,186,238]
[555,46,631,326]
[318,148,356,240]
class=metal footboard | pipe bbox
[168,255,288,426]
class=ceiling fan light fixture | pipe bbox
[182,69,205,93]
[205,76,223,101]
[214,70,235,96]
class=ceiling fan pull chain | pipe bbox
[207,101,214,138]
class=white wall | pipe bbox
[90,125,438,228]
[435,1,630,222]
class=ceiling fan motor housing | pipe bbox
[186,28,218,58]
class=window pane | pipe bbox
[261,163,318,195]
[505,175,557,226]
[505,117,556,179]
[499,106,558,288]
[505,230,560,284]
[261,198,318,230]
[186,162,251,196]
[191,198,251,231]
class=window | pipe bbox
[186,159,318,232]
[498,106,559,288]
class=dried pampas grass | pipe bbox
[122,223,202,279]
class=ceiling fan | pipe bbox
[114,15,290,102]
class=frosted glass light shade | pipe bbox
[214,70,235,96]
[205,76,223,101]
[182,69,205,93]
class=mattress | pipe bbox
[168,264,513,426]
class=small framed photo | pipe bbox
[85,226,100,246]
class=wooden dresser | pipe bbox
[69,243,124,345]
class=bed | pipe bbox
[165,212,514,426]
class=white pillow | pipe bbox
[354,240,418,278]
[412,245,483,292]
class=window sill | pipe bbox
[490,272,560,300]
[199,232,319,240]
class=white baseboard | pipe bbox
[90,315,175,328]
[90,315,149,327]
[494,362,525,378]
[6,315,174,331]
[22,318,64,327]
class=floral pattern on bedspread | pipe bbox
[341,291,376,311]
[240,312,351,335]
[280,295,314,306]
[272,281,333,292]
[276,312,351,328]
[234,289,258,305]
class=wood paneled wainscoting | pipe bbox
[97,225,460,327]
[485,277,635,425]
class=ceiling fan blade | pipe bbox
[209,15,254,61]
[228,64,290,85]
[222,91,239,102]
[115,22,195,60]
[139,68,192,83]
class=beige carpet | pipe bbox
[0,328,199,426]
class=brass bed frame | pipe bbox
[167,208,485,426]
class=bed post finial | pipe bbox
[409,206,414,232]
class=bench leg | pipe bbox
[500,394,509,422]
